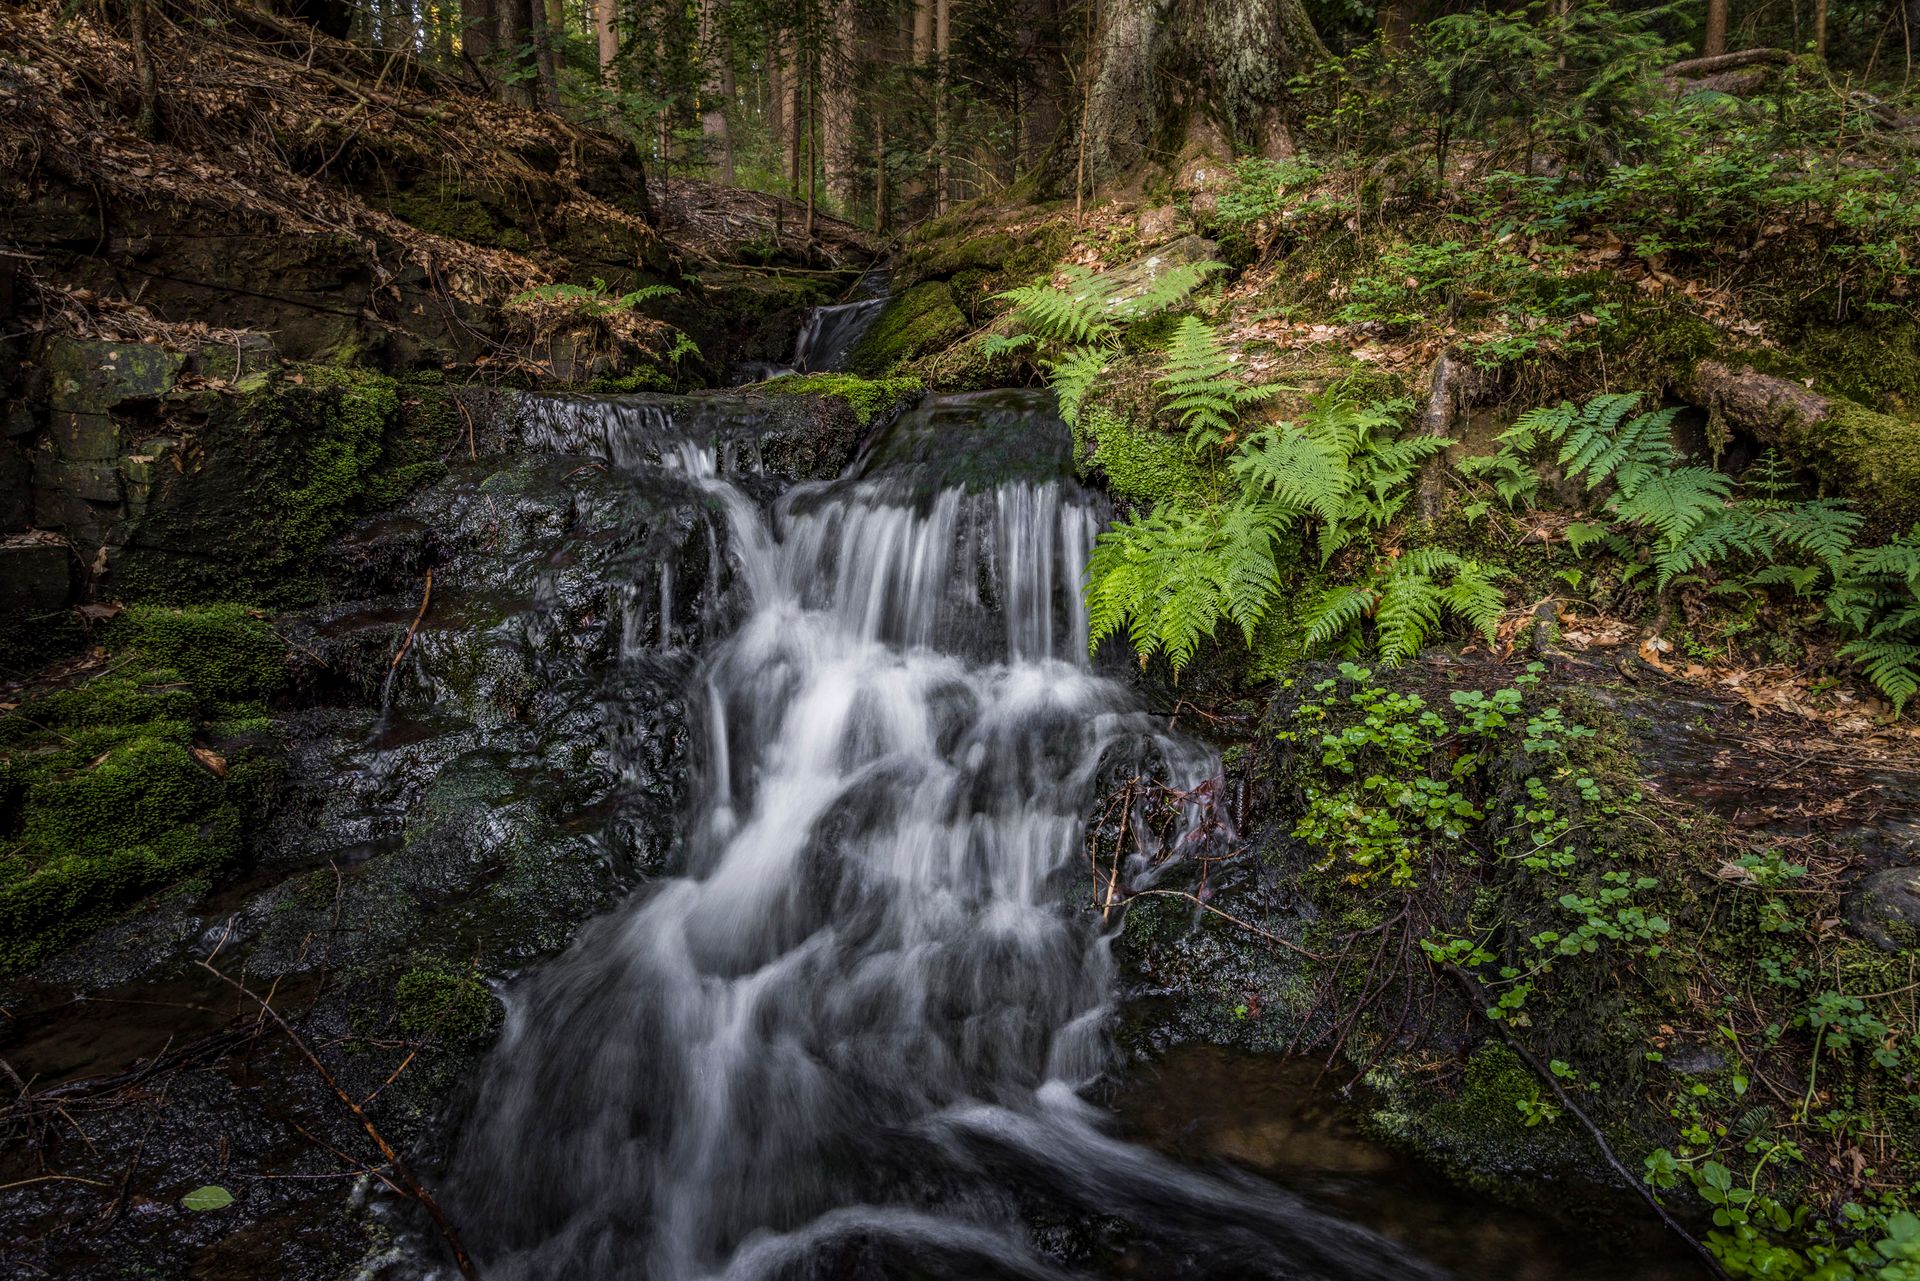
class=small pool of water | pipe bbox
[1111,1043,1709,1281]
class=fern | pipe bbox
[1234,393,1440,564]
[1304,549,1507,666]
[1156,316,1279,449]
[1045,345,1110,428]
[1839,640,1920,715]
[1108,259,1228,322]
[996,267,1117,346]
[1084,496,1289,675]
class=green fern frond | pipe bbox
[1303,583,1377,651]
[1045,345,1110,427]
[996,269,1117,346]
[1374,567,1444,666]
[1109,259,1228,322]
[1839,639,1920,714]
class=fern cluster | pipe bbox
[988,259,1225,427]
[1470,391,1920,712]
[1232,393,1444,564]
[1303,549,1507,666]
[1085,499,1289,672]
[1086,391,1490,675]
[1156,316,1281,450]
[506,278,677,317]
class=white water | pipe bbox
[443,396,1445,1281]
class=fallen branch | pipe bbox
[1665,48,1793,77]
[1446,965,1732,1281]
[198,935,478,1281]
[1119,888,1329,961]
[390,567,434,670]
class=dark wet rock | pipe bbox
[1848,866,1920,951]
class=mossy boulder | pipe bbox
[0,604,287,972]
[757,372,924,428]
[108,366,452,605]
[847,282,968,376]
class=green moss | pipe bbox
[375,180,530,252]
[1074,406,1212,506]
[1789,321,1920,417]
[394,957,502,1047]
[847,282,968,375]
[106,604,287,704]
[112,366,449,606]
[0,607,289,972]
[759,373,924,427]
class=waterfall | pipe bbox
[441,393,1445,1281]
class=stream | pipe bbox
[437,371,1450,1280]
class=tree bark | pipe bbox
[1703,0,1730,57]
[822,0,857,206]
[701,0,735,182]
[933,0,950,211]
[592,0,616,81]
[1812,0,1829,58]
[464,0,499,78]
[1684,360,1920,525]
[130,0,159,140]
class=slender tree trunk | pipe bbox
[913,0,933,59]
[591,0,617,80]
[768,38,789,176]
[465,0,499,79]
[532,0,563,110]
[1812,0,1829,57]
[1377,0,1413,49]
[435,1,455,65]
[805,46,818,237]
[1703,0,1730,56]
[823,1,858,207]
[933,0,950,212]
[874,110,890,234]
[700,0,736,181]
[130,0,159,140]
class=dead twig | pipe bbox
[197,931,478,1281]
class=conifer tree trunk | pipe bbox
[701,0,736,182]
[592,0,617,81]
[1082,0,1326,188]
[1703,0,1730,56]
[822,0,857,207]
[933,0,950,212]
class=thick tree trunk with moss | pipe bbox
[1686,359,1920,526]
[1083,0,1327,189]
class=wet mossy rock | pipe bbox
[0,604,288,973]
[109,364,452,605]
[847,281,968,376]
[758,373,925,428]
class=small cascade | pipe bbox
[438,390,1446,1281]
[790,296,887,372]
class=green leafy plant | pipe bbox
[1303,548,1507,666]
[1156,315,1282,450]
[1233,393,1445,564]
[506,278,678,317]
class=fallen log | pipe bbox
[1683,359,1920,526]
[1664,48,1793,77]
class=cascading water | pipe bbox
[441,390,1447,1281]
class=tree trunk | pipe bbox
[1084,0,1326,190]
[592,0,616,80]
[1703,0,1730,57]
[1684,360,1920,526]
[464,0,498,78]
[532,0,563,110]
[823,1,858,207]
[130,0,159,140]
[1812,0,1828,57]
[1377,0,1414,49]
[496,0,534,105]
[933,0,950,212]
[912,0,933,60]
[700,0,735,182]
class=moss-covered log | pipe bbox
[1685,358,1920,526]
